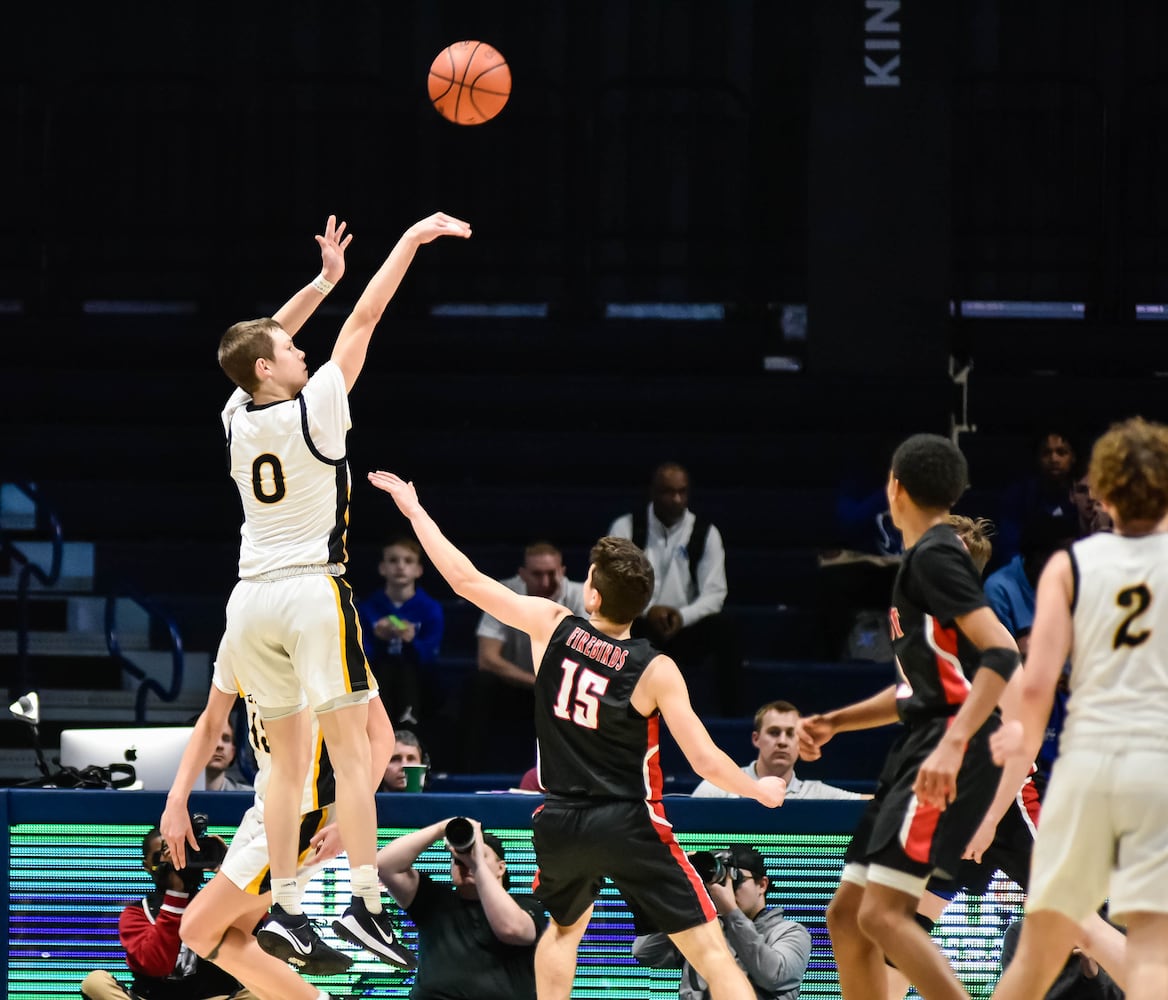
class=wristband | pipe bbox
[978,646,1021,682]
[311,273,335,296]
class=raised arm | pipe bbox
[460,819,541,946]
[273,214,353,337]
[332,212,471,391]
[367,471,568,658]
[375,818,448,909]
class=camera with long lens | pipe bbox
[182,813,228,871]
[688,849,739,886]
[445,816,476,854]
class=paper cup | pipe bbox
[402,763,427,792]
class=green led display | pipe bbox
[8,822,1023,999]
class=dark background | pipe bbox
[5,0,1168,645]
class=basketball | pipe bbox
[428,40,511,125]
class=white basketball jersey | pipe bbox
[222,362,351,579]
[1064,530,1168,751]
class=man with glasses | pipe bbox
[632,846,812,1000]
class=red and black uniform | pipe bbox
[928,773,1041,898]
[531,615,715,934]
[846,523,1004,880]
[117,889,241,999]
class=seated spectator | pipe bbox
[985,516,1078,658]
[379,729,428,792]
[692,700,864,800]
[633,845,811,1000]
[204,714,251,791]
[476,541,586,684]
[81,828,246,1000]
[1000,917,1124,1000]
[1069,465,1113,536]
[609,462,743,715]
[995,428,1082,566]
[465,541,585,771]
[358,535,445,727]
[376,817,546,1000]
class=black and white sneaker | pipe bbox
[332,896,416,969]
[257,903,352,976]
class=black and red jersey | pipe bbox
[534,615,663,800]
[889,522,990,726]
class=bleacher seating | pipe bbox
[6,301,1164,787]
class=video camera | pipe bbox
[149,813,227,875]
[688,850,743,887]
[184,813,228,870]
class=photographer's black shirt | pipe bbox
[404,872,545,1000]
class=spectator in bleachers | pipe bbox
[81,827,247,1000]
[984,516,1079,659]
[466,542,586,771]
[476,542,586,684]
[358,536,445,727]
[1069,465,1113,537]
[379,729,428,792]
[994,428,1081,566]
[632,844,811,1000]
[203,714,251,791]
[609,462,743,715]
[692,700,864,800]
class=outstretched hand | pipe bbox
[406,211,472,245]
[797,714,833,762]
[314,214,353,283]
[368,471,424,519]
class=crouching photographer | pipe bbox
[632,846,811,1000]
[81,822,251,1000]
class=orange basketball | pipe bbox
[428,40,511,125]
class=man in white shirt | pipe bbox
[466,542,587,771]
[609,463,742,715]
[692,700,865,800]
[476,542,587,686]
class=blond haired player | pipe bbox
[215,210,470,968]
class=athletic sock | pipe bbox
[351,865,383,914]
[272,878,302,915]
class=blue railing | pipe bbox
[0,482,63,701]
[104,592,186,722]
